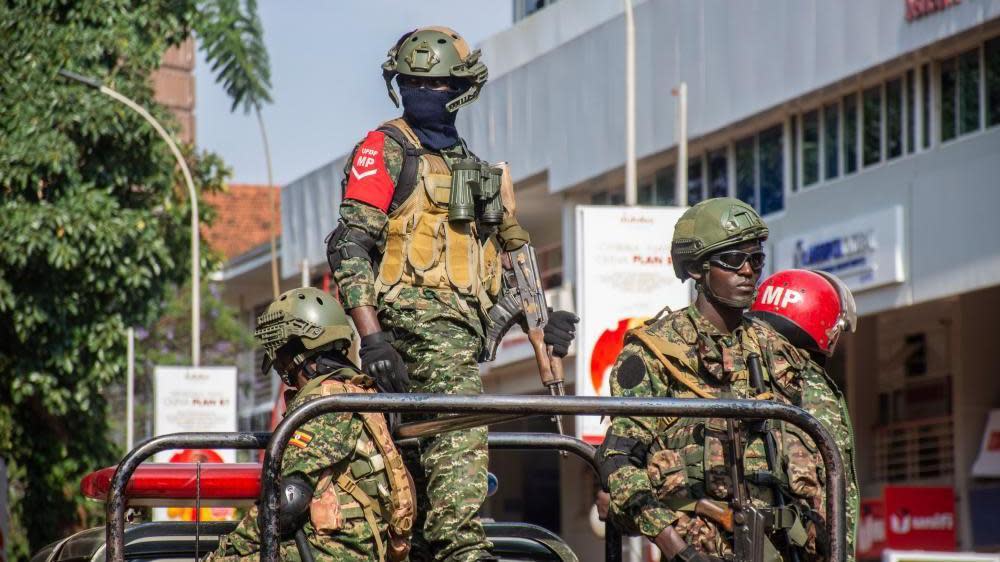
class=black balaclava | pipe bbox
[399,85,460,151]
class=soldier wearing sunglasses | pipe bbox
[597,198,829,562]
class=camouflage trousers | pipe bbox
[205,513,380,562]
[380,289,492,562]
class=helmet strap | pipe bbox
[700,262,755,309]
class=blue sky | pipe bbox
[195,1,512,186]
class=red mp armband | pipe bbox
[344,131,394,212]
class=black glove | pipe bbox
[359,332,411,393]
[544,310,579,358]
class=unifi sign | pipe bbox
[883,486,956,551]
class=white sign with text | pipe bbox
[774,205,905,293]
[574,206,691,444]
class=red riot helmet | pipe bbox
[747,269,857,356]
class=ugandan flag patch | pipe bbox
[289,430,315,449]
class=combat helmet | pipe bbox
[382,26,488,112]
[671,197,769,281]
[254,287,354,384]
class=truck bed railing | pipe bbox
[104,394,846,562]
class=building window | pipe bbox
[637,182,654,205]
[687,159,704,205]
[789,115,798,191]
[941,47,983,142]
[922,64,931,148]
[707,149,728,198]
[823,103,840,181]
[988,37,1000,127]
[886,77,904,160]
[591,190,625,205]
[655,165,676,206]
[735,136,755,209]
[906,70,916,154]
[844,93,859,174]
[941,57,957,142]
[959,48,981,135]
[802,109,820,187]
[758,125,784,215]
[863,86,882,167]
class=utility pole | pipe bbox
[673,82,688,206]
[623,0,637,206]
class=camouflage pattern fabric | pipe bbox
[798,359,859,562]
[378,286,492,562]
[204,374,384,562]
[602,306,824,560]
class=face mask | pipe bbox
[399,85,460,150]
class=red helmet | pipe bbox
[748,269,857,356]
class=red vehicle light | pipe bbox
[80,463,262,507]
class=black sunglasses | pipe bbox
[708,249,766,272]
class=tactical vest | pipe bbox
[373,118,503,313]
[625,314,794,503]
[296,372,415,561]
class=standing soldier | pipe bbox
[748,269,860,562]
[596,198,827,562]
[326,27,577,562]
[207,287,415,562]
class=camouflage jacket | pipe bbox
[602,306,825,543]
[208,373,385,562]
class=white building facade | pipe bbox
[235,0,1000,557]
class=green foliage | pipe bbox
[196,0,273,114]
[0,0,256,556]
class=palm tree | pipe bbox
[195,0,281,298]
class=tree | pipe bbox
[0,1,269,556]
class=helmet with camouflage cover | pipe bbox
[382,26,488,112]
[254,287,354,382]
[671,197,769,281]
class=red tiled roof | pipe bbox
[202,183,280,260]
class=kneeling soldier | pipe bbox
[207,287,415,562]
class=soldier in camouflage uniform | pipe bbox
[597,198,829,562]
[206,287,415,562]
[325,27,577,562]
[749,269,861,562]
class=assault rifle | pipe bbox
[748,353,802,562]
[724,399,767,562]
[480,164,568,438]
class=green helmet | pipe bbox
[382,26,488,113]
[254,287,354,375]
[671,197,769,281]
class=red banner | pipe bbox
[883,486,956,552]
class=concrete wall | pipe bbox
[458,0,1000,192]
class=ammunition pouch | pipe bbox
[596,434,649,492]
[326,222,379,272]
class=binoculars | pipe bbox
[449,159,504,225]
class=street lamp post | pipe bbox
[59,69,201,367]
[623,0,637,207]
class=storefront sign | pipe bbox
[972,409,1000,477]
[153,366,238,521]
[859,497,887,559]
[882,550,998,562]
[574,206,691,444]
[775,206,905,293]
[884,486,956,552]
[905,0,961,22]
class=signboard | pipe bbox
[905,0,962,22]
[775,206,905,293]
[859,497,888,559]
[883,550,998,562]
[971,409,1000,477]
[884,486,956,552]
[153,366,237,521]
[574,206,691,444]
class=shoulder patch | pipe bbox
[617,355,646,389]
[289,429,315,449]
[344,131,395,212]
